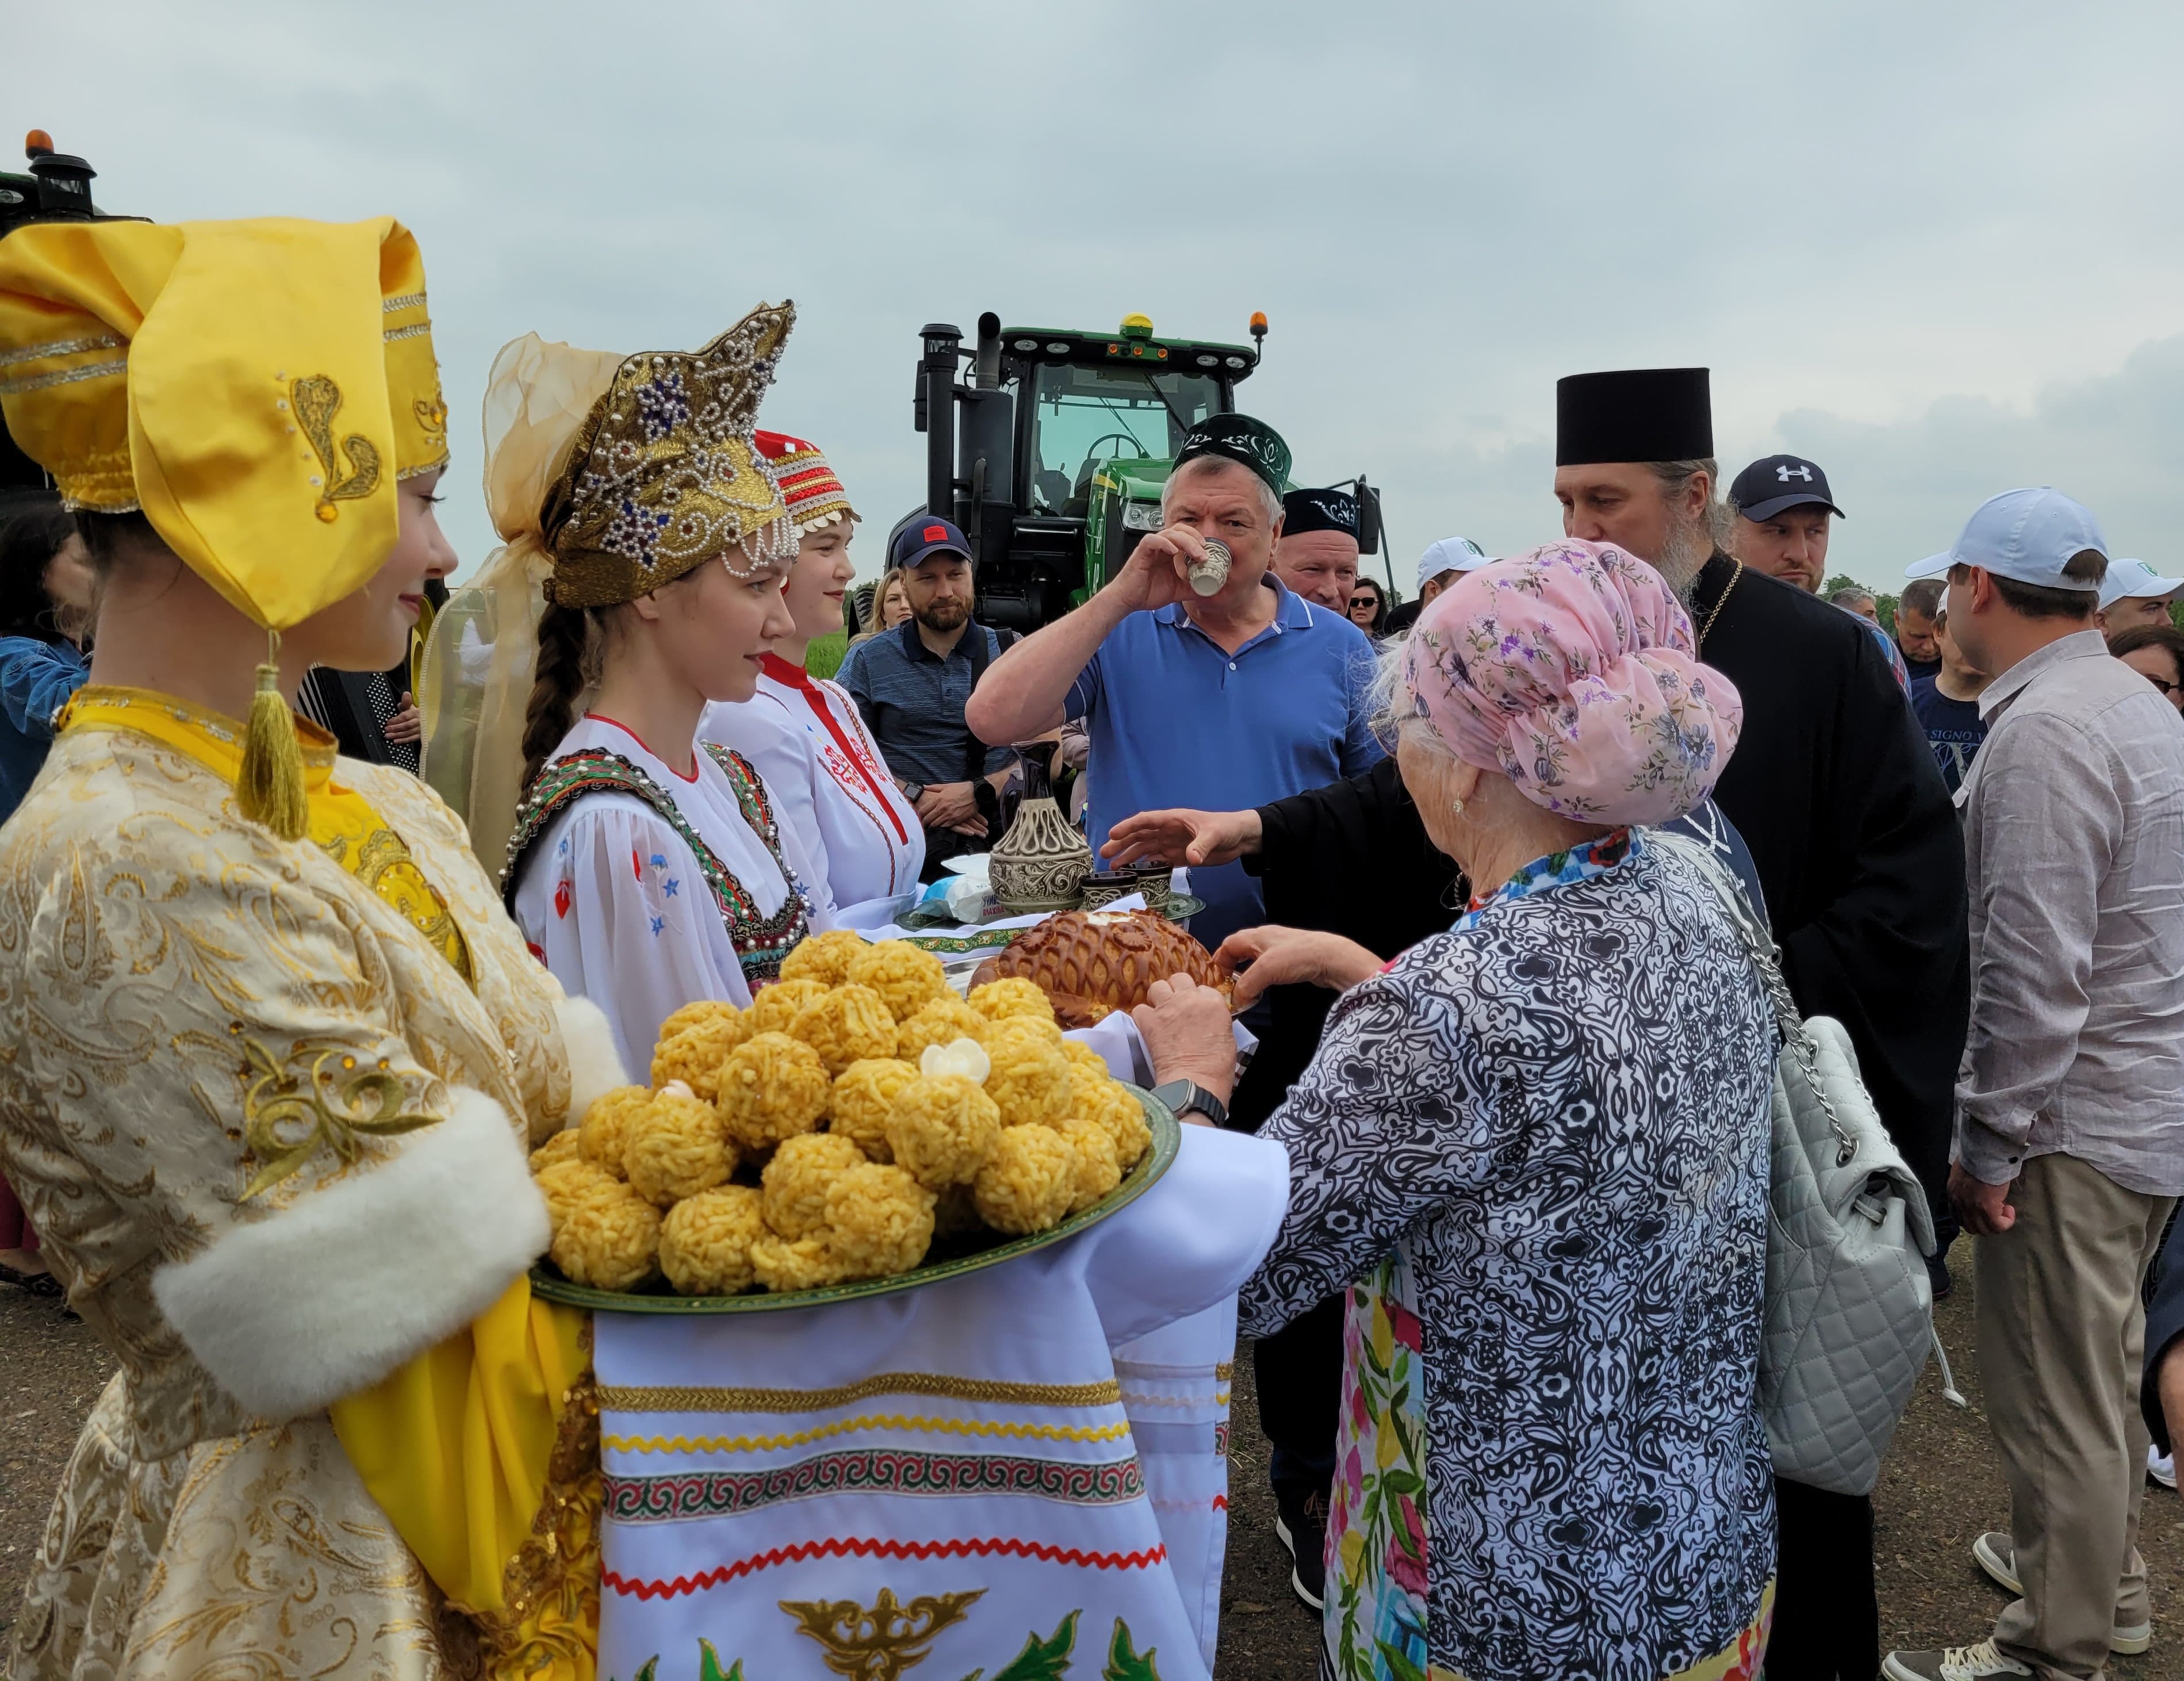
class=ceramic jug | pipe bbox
[988,750,1092,913]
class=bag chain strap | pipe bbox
[1650,832,1858,1166]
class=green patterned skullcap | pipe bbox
[1173,412,1291,496]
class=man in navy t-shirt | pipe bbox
[1908,606,1991,795]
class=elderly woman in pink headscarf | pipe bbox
[1209,541,1776,1681]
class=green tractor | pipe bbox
[886,310,1385,633]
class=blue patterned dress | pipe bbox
[1239,830,1777,1681]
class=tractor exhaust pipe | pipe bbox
[918,323,962,520]
[972,312,1002,390]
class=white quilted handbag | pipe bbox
[1654,833,1936,1497]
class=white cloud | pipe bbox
[19,0,2184,598]
[1748,335,2184,587]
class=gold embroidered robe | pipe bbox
[0,694,622,1680]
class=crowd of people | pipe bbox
[0,208,2177,1681]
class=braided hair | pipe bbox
[521,603,596,788]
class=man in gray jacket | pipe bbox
[1885,489,2184,1681]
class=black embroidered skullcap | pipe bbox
[1279,485,1358,539]
[1173,413,1292,496]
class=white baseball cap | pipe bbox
[1902,487,2108,592]
[2097,557,2184,612]
[1416,535,1489,593]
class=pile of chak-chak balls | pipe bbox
[528,931,1156,1297]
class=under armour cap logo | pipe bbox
[1777,464,1814,483]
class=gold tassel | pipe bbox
[236,631,307,840]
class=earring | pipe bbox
[1449,796,1466,815]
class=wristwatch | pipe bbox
[898,779,926,803]
[1151,1078,1229,1129]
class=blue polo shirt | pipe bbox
[1067,576,1384,947]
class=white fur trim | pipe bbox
[152,1088,549,1420]
[556,993,631,1121]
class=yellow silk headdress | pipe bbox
[379,232,451,483]
[0,216,436,838]
[418,301,796,875]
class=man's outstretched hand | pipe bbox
[1101,807,1263,870]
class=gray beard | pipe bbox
[1651,512,1712,606]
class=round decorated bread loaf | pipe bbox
[972,910,1227,1027]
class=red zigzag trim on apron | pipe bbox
[603,1535,1170,1599]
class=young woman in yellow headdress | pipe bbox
[430,313,831,1075]
[0,218,612,1680]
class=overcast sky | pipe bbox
[23,1,2184,593]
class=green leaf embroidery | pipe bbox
[1102,1618,1163,1681]
[982,1610,1080,1681]
[697,1638,743,1681]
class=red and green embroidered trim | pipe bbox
[504,745,811,982]
[604,1448,1144,1523]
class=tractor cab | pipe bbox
[909,311,1265,630]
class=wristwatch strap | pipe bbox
[1151,1078,1228,1130]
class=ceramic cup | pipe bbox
[1186,538,1232,598]
[1078,871,1135,911]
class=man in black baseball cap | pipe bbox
[1727,454,1845,595]
[1272,485,1359,612]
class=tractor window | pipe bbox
[1026,363,1220,514]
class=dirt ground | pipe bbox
[0,1282,113,1646]
[2,1243,2178,1676]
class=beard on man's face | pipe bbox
[913,595,971,633]
[1652,507,1714,604]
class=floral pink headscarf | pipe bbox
[1397,539,1743,825]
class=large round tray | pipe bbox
[530,1083,1179,1315]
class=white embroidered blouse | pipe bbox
[509,713,829,1074]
